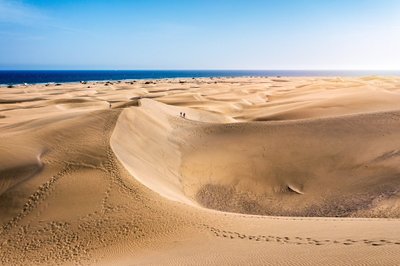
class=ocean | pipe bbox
[1,70,399,85]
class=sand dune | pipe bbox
[111,99,400,217]
[0,148,44,196]
[1,77,400,265]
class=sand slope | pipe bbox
[1,77,400,265]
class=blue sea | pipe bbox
[1,70,399,85]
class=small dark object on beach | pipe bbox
[105,83,109,86]
[80,81,87,84]
[45,83,50,86]
[55,83,62,86]
[277,76,281,78]
[87,86,91,88]
[179,80,185,84]
[7,85,14,88]
[145,81,152,84]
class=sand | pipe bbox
[1,76,400,265]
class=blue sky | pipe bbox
[0,0,399,70]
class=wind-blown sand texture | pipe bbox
[1,76,400,265]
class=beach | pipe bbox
[1,76,400,265]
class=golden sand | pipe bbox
[1,77,400,265]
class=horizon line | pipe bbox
[1,69,400,72]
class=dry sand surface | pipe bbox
[1,76,400,265]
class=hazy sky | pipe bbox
[0,0,399,70]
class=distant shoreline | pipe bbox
[1,70,399,86]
